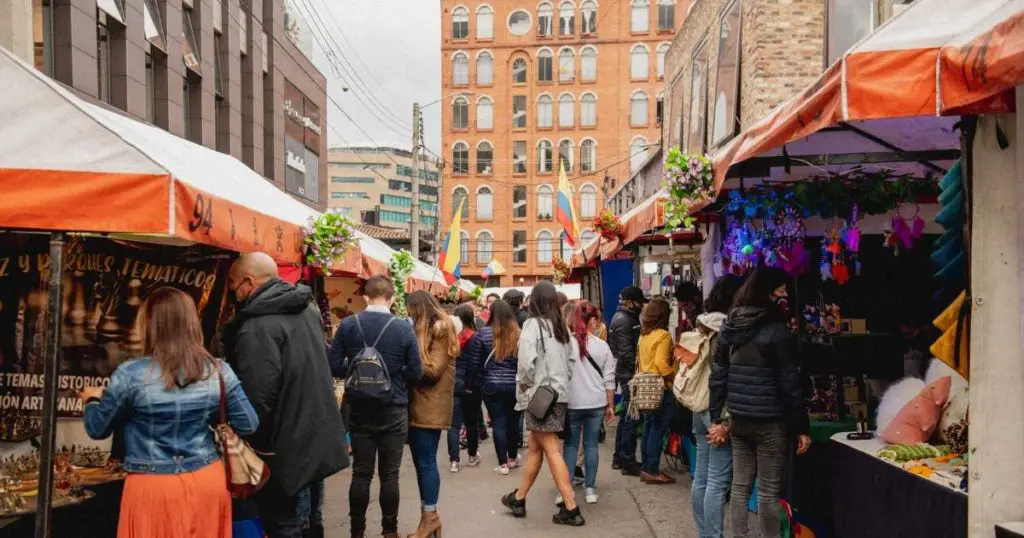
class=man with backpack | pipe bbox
[329,276,423,538]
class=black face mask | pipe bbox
[229,280,249,305]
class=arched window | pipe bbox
[559,231,573,260]
[537,2,553,36]
[537,94,553,128]
[476,96,493,130]
[476,5,494,39]
[460,231,470,265]
[581,0,597,33]
[477,186,493,219]
[452,186,469,220]
[476,231,493,264]
[580,46,597,81]
[657,0,675,31]
[656,42,670,79]
[451,96,468,130]
[559,139,574,172]
[537,185,554,219]
[537,140,553,174]
[476,142,493,175]
[537,49,553,82]
[512,58,528,84]
[580,92,597,126]
[581,229,596,245]
[630,44,649,79]
[558,47,575,82]
[631,0,649,33]
[630,136,649,173]
[452,6,469,40]
[559,1,575,35]
[452,142,469,174]
[452,52,469,85]
[580,139,596,172]
[558,93,574,128]
[630,90,648,126]
[580,184,597,217]
[537,230,553,263]
[476,51,493,85]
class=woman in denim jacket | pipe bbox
[82,287,258,538]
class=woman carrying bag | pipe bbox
[631,297,678,485]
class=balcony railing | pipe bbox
[607,146,663,217]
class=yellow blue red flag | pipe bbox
[437,198,465,284]
[556,160,581,249]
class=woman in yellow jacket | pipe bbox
[636,297,678,484]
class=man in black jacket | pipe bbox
[608,286,645,475]
[223,252,349,538]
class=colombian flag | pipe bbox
[437,198,465,284]
[556,160,581,249]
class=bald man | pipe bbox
[222,252,348,538]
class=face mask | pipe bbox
[229,280,249,304]
[772,294,789,312]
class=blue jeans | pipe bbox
[563,407,604,488]
[297,479,324,527]
[446,393,481,462]
[483,385,520,464]
[255,485,308,538]
[615,379,641,465]
[641,390,674,474]
[408,427,442,511]
[692,410,732,538]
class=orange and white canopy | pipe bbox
[572,190,668,266]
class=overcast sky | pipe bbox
[308,0,442,154]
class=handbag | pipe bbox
[627,336,666,419]
[673,331,713,412]
[214,366,271,498]
[527,323,559,421]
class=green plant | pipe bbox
[303,209,357,274]
[448,283,460,302]
[389,250,416,318]
[663,147,714,230]
[470,285,483,301]
[593,209,623,241]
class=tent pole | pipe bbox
[34,231,65,538]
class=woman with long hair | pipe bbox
[709,267,810,538]
[636,297,679,485]
[447,303,481,472]
[500,281,584,526]
[465,300,522,474]
[82,287,258,538]
[406,291,460,538]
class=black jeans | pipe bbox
[254,485,309,538]
[349,406,408,537]
[483,385,520,464]
[729,418,787,538]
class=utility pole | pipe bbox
[411,102,422,258]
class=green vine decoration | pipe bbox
[389,250,415,318]
[303,209,357,274]
[447,283,460,302]
[663,147,714,231]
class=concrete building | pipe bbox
[1,0,328,211]
[439,0,684,286]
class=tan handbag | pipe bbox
[214,367,270,498]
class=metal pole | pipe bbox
[410,102,422,259]
[34,231,65,538]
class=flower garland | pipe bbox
[663,147,714,230]
[552,257,571,284]
[389,250,415,318]
[303,209,357,274]
[593,209,623,241]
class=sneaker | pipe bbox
[552,506,585,526]
[467,455,481,467]
[508,454,522,469]
[502,490,527,518]
[584,488,598,504]
[449,461,461,473]
[495,464,510,476]
[555,494,565,507]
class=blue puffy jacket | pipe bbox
[463,326,518,392]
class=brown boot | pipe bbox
[407,510,442,538]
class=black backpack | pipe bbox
[344,315,396,403]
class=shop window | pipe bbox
[513,185,527,218]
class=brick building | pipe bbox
[1,0,327,210]
[438,0,684,286]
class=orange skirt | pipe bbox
[118,460,232,538]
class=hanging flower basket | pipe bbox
[389,250,415,318]
[552,256,571,284]
[303,209,357,274]
[663,147,714,230]
[593,209,624,241]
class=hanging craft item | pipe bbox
[721,219,763,274]
[885,203,925,255]
[822,224,851,285]
[841,205,863,277]
[663,147,714,230]
[771,206,808,277]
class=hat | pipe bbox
[620,286,647,304]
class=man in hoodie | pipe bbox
[608,286,646,476]
[223,252,349,538]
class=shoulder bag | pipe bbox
[214,366,271,498]
[627,335,666,419]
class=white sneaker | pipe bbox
[449,461,461,473]
[467,455,481,467]
[584,487,598,504]
[495,464,510,476]
[508,454,522,469]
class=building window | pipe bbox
[513,95,527,129]
[333,176,376,183]
[631,44,649,79]
[537,95,554,128]
[145,52,155,123]
[477,51,493,85]
[477,186,494,220]
[580,46,597,81]
[477,5,494,39]
[558,94,574,128]
[582,229,596,246]
[213,34,225,98]
[452,96,469,130]
[580,139,596,172]
[537,2,553,36]
[559,139,574,173]
[452,187,469,219]
[537,141,554,174]
[712,0,742,145]
[631,91,649,126]
[657,0,675,31]
[513,185,527,218]
[476,97,493,130]
[508,9,532,36]
[537,185,554,218]
[477,231,494,264]
[559,1,575,35]
[689,40,710,153]
[827,0,875,66]
[452,142,469,174]
[182,7,201,74]
[97,16,111,104]
[477,142,493,175]
[537,231,554,263]
[631,0,649,32]
[581,0,597,33]
[559,231,573,260]
[34,0,54,74]
[452,52,469,85]
[580,184,597,217]
[182,77,191,139]
[558,47,575,82]
[143,0,166,52]
[657,42,670,79]
[537,49,553,82]
[580,93,597,127]
[513,141,528,174]
[630,136,649,173]
[513,231,527,263]
[656,92,664,124]
[512,58,528,84]
[460,231,471,265]
[335,192,372,200]
[452,6,469,40]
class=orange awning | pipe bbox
[572,190,669,266]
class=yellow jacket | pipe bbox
[637,328,677,387]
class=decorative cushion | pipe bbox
[876,377,925,434]
[927,358,969,452]
[881,376,952,445]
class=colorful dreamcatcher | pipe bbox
[884,202,926,255]
[771,206,808,277]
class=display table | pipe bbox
[829,433,966,538]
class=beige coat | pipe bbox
[409,320,457,430]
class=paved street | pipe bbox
[320,426,698,538]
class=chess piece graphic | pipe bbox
[66,271,87,326]
[86,288,103,339]
[124,279,144,356]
